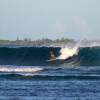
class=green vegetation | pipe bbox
[0,37,75,46]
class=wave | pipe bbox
[0,67,43,73]
[57,46,78,60]
[0,65,100,80]
[0,73,100,80]
[0,45,100,66]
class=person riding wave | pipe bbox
[49,51,56,60]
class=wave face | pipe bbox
[0,46,100,66]
[0,47,60,66]
[77,46,100,66]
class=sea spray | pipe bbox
[57,46,78,60]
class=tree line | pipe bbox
[0,37,75,46]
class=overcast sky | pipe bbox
[0,0,100,40]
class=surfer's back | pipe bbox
[49,51,56,60]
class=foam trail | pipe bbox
[57,46,78,60]
[0,67,43,73]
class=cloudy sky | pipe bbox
[0,0,100,40]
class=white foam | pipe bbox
[0,67,43,73]
[57,46,78,60]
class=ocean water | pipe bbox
[0,45,100,100]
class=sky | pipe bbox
[0,0,100,40]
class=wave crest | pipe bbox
[0,67,43,73]
[57,46,78,60]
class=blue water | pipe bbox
[0,46,100,100]
[1,80,100,100]
[0,66,100,100]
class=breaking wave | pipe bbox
[57,46,78,60]
[0,45,100,66]
[0,67,43,73]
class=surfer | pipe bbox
[49,51,56,60]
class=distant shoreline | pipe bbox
[0,38,99,47]
[0,38,75,46]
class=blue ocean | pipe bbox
[0,45,100,100]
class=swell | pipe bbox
[1,73,100,80]
[0,46,100,66]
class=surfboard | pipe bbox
[47,55,76,62]
[47,58,57,62]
